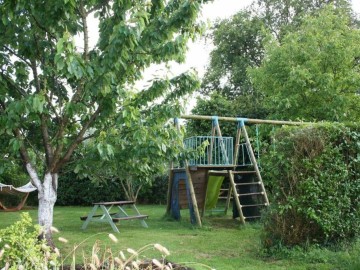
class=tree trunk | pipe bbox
[37,172,58,247]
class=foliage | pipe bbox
[56,170,124,206]
[137,174,169,204]
[0,212,58,269]
[201,10,267,98]
[250,6,360,121]
[254,0,353,40]
[0,0,210,241]
[261,123,360,247]
[202,0,353,98]
[72,114,184,201]
[193,0,355,125]
[55,171,168,206]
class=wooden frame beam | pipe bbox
[180,115,311,126]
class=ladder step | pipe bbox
[238,192,264,196]
[241,203,267,208]
[232,171,256,174]
[235,182,261,186]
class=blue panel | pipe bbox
[170,170,196,224]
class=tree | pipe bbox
[74,110,185,202]
[196,0,354,122]
[255,0,353,40]
[201,10,267,98]
[249,6,360,121]
[0,0,209,245]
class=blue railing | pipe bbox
[184,136,233,166]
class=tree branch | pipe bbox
[0,73,27,97]
[52,106,102,172]
[2,45,32,67]
[41,115,54,167]
[31,60,41,93]
[30,60,54,167]
[30,14,56,40]
[85,0,111,16]
[79,1,89,62]
[13,129,42,190]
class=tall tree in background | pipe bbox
[192,0,354,123]
[249,6,360,121]
[201,10,267,98]
[0,0,209,245]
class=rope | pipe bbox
[256,125,261,168]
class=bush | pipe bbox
[56,170,168,206]
[56,171,125,206]
[262,123,360,247]
[137,174,169,204]
[0,212,58,269]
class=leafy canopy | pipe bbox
[250,6,360,121]
[0,0,209,179]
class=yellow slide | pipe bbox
[205,175,225,209]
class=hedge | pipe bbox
[262,123,360,247]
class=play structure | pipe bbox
[0,182,37,211]
[166,115,306,226]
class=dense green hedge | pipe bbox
[262,123,360,247]
[56,171,125,206]
[55,171,168,206]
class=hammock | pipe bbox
[0,182,37,211]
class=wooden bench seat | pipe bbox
[112,215,148,222]
[80,212,118,221]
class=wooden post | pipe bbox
[228,170,245,224]
[213,118,230,164]
[209,125,216,164]
[185,162,202,226]
[166,118,179,215]
[233,125,242,166]
[241,125,270,205]
[165,164,173,215]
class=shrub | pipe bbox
[56,171,125,206]
[0,212,59,269]
[137,174,169,204]
[262,123,360,247]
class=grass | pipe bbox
[1,204,359,270]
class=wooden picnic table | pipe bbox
[80,201,148,233]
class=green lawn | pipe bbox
[0,205,358,270]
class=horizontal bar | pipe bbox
[180,115,311,126]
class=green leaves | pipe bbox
[262,123,360,247]
[250,6,360,122]
[0,0,207,189]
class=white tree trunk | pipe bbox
[26,164,58,245]
[38,172,58,240]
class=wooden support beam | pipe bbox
[228,170,245,224]
[181,115,311,126]
[185,161,202,226]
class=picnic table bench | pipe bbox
[80,201,148,233]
